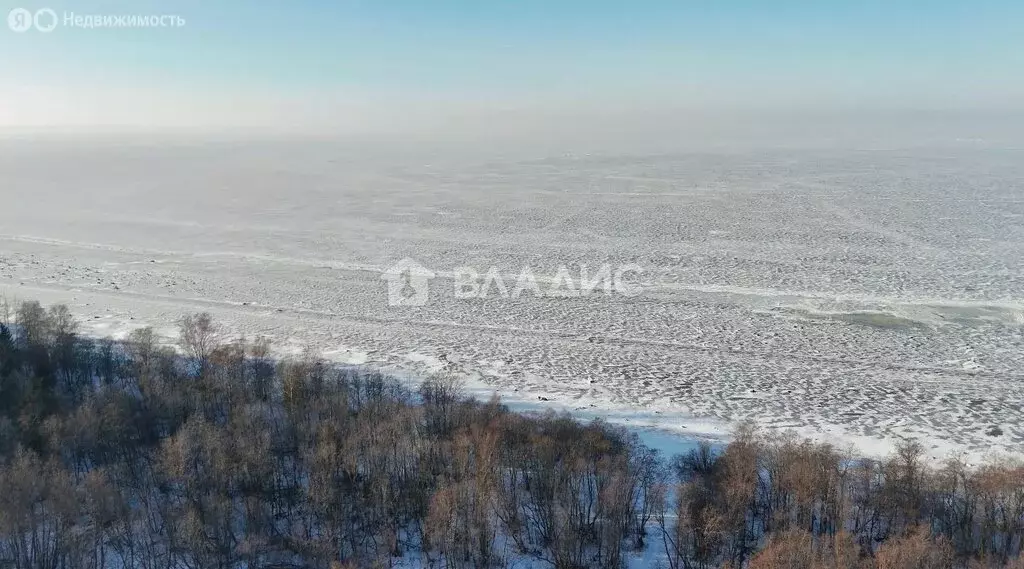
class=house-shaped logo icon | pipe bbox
[381,258,435,306]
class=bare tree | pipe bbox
[178,313,219,378]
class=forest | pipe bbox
[0,300,1021,569]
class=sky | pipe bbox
[1,0,1022,134]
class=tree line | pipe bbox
[0,300,1020,569]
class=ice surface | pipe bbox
[1,136,1022,462]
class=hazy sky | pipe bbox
[1,0,1022,133]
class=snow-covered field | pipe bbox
[1,135,1022,461]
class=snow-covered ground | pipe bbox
[1,135,1022,462]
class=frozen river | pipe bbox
[1,135,1022,461]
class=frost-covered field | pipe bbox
[1,136,1022,461]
